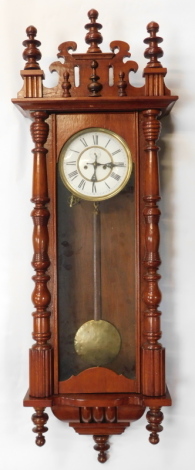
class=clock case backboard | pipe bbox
[12,10,178,462]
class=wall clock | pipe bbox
[12,9,178,463]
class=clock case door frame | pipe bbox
[20,101,174,439]
[47,111,140,395]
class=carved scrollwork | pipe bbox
[17,10,172,99]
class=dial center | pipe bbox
[78,146,113,182]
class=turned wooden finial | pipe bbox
[85,9,103,53]
[93,435,110,463]
[88,60,102,96]
[62,72,71,97]
[144,22,163,68]
[22,26,42,69]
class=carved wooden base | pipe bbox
[93,435,110,463]
[146,407,163,444]
[24,390,171,460]
[32,407,49,446]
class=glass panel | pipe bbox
[57,167,136,381]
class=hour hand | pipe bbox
[91,168,97,182]
[91,170,97,182]
[91,170,97,193]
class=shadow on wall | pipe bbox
[158,113,179,402]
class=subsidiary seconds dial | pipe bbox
[59,128,132,201]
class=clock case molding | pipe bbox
[12,10,178,463]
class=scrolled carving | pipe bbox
[110,40,138,73]
[43,14,139,98]
[15,9,175,100]
[49,42,77,98]
[57,41,77,61]
[110,40,138,90]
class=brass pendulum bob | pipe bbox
[74,203,121,366]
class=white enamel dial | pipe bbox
[59,127,132,201]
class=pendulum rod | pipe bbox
[74,201,121,366]
[93,202,101,321]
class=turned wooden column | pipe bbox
[29,111,53,397]
[142,109,165,397]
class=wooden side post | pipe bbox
[142,109,165,397]
[29,111,53,397]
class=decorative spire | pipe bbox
[88,60,102,96]
[22,26,42,70]
[85,9,103,53]
[144,22,163,68]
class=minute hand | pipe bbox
[103,162,125,168]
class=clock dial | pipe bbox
[59,128,132,201]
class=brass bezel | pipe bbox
[58,127,132,201]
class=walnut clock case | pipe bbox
[12,10,178,463]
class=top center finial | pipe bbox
[85,9,103,53]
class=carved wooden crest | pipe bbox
[17,9,171,100]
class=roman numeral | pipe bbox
[80,138,88,147]
[105,182,110,189]
[92,182,97,193]
[66,161,76,165]
[112,149,121,156]
[93,135,98,145]
[105,139,111,148]
[78,179,86,190]
[111,172,121,181]
[68,170,79,180]
[69,149,79,153]
[114,162,125,167]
